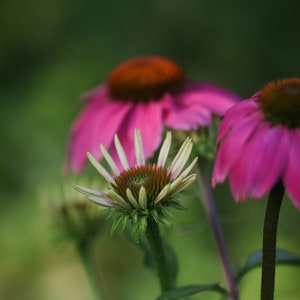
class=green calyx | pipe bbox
[259,78,300,128]
[108,199,186,242]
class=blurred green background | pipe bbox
[1,0,300,299]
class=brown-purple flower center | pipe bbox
[111,165,171,206]
[259,78,300,128]
[107,56,185,102]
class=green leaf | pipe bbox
[236,249,300,281]
[156,284,227,300]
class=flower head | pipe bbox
[74,129,197,240]
[66,55,239,173]
[212,78,300,209]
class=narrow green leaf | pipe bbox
[156,284,227,300]
[236,248,300,281]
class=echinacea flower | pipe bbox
[74,129,197,239]
[66,56,239,173]
[212,78,300,209]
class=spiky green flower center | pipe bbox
[259,78,300,128]
[112,165,171,207]
[107,56,185,102]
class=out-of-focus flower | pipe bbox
[212,78,300,209]
[66,56,239,173]
[45,178,108,246]
[74,129,197,240]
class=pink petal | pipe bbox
[67,100,133,173]
[163,82,240,130]
[212,110,262,185]
[81,85,110,104]
[110,101,164,168]
[283,129,300,209]
[245,124,289,198]
[163,94,212,129]
[217,99,259,143]
[179,82,240,116]
[228,122,270,201]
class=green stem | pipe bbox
[261,181,284,300]
[145,218,174,293]
[77,242,104,300]
[197,158,238,300]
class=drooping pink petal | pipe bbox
[228,122,270,201]
[180,82,240,116]
[163,82,240,130]
[217,99,259,143]
[81,85,110,104]
[110,100,164,168]
[163,94,212,129]
[283,129,300,208]
[67,100,133,173]
[212,111,262,185]
[245,124,289,198]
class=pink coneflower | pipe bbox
[212,78,300,209]
[66,56,239,173]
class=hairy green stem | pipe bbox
[261,181,284,300]
[145,218,174,293]
[197,159,238,300]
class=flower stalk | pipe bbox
[261,181,284,300]
[198,158,238,300]
[77,241,105,300]
[145,218,174,293]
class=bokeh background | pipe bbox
[1,0,300,299]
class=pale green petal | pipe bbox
[138,186,147,209]
[106,189,131,209]
[179,157,198,178]
[100,144,120,176]
[168,137,193,179]
[169,174,197,196]
[169,176,184,192]
[126,188,139,208]
[157,132,172,168]
[134,129,145,166]
[87,195,116,207]
[73,184,107,197]
[114,134,129,170]
[154,183,171,204]
[87,152,115,183]
[73,185,115,207]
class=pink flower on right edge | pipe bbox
[212,78,300,209]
